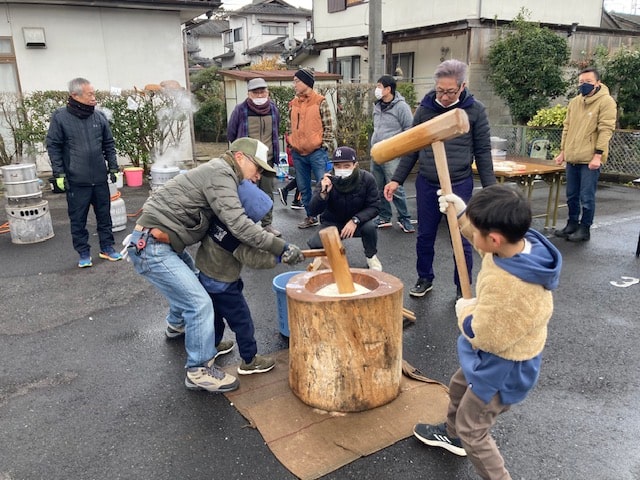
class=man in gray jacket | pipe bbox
[370,75,415,233]
[126,138,305,393]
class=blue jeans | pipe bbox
[293,148,329,217]
[307,218,378,258]
[415,174,473,287]
[371,159,411,221]
[66,182,114,254]
[565,163,600,226]
[127,233,216,368]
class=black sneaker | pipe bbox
[413,423,467,457]
[290,199,304,210]
[410,278,433,297]
[277,187,288,206]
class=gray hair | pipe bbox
[434,60,467,86]
[68,77,91,95]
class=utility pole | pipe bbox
[368,0,382,83]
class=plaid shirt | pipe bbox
[319,98,337,153]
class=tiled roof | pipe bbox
[235,0,310,16]
[191,19,229,36]
[219,69,341,82]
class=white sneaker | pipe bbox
[366,254,382,271]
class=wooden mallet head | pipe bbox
[370,108,470,164]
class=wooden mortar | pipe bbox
[285,269,404,412]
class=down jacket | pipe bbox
[137,153,286,256]
[46,108,117,185]
[391,88,495,188]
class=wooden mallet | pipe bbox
[318,226,355,294]
[370,108,473,299]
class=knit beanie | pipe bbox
[295,68,315,88]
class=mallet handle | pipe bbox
[432,141,472,300]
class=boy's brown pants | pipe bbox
[446,368,513,480]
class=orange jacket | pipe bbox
[288,90,324,155]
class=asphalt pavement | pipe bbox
[1,172,640,480]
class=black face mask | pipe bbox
[579,83,595,96]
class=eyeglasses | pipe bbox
[435,85,462,97]
[247,155,264,174]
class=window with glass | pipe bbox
[233,27,243,42]
[0,38,19,93]
[391,52,414,81]
[262,24,287,36]
[328,56,361,83]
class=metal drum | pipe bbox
[5,200,54,244]
[1,164,42,201]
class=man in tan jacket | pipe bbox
[554,67,617,242]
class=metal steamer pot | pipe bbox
[150,164,180,188]
[1,164,41,199]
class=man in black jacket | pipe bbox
[384,59,496,297]
[47,77,122,268]
[306,146,382,271]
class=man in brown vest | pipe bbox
[288,67,337,229]
[228,77,282,236]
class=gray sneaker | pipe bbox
[185,364,239,393]
[166,324,185,339]
[237,354,276,375]
[214,340,235,360]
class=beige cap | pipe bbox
[229,137,275,174]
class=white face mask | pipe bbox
[252,97,268,106]
[333,167,353,178]
[374,87,384,100]
[435,97,460,108]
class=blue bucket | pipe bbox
[272,271,304,337]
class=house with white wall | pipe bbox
[0,0,219,170]
[215,0,311,69]
[186,18,229,68]
[302,0,640,123]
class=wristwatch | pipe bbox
[351,216,360,225]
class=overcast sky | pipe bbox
[603,0,639,13]
[222,0,312,10]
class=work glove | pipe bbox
[281,243,305,265]
[437,189,466,217]
[55,175,68,192]
[109,169,119,185]
[455,296,477,317]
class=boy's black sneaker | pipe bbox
[410,278,433,297]
[413,423,467,457]
[278,187,288,206]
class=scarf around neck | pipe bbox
[66,96,95,119]
[332,166,361,194]
[247,98,272,116]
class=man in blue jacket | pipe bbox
[306,146,382,271]
[46,77,122,268]
[384,59,495,298]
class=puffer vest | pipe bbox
[289,90,324,155]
